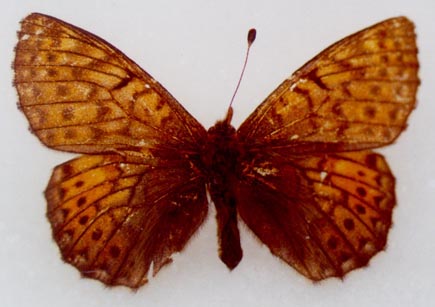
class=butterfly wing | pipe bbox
[237,151,394,280]
[45,154,207,288]
[236,17,418,280]
[14,13,206,154]
[238,17,418,153]
[14,13,209,288]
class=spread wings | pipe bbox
[14,14,419,286]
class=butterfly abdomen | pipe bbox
[204,120,243,269]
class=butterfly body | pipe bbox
[203,114,243,269]
[14,13,418,288]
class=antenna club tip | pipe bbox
[247,28,256,45]
[227,29,255,119]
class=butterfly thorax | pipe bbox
[203,120,243,269]
[203,121,239,183]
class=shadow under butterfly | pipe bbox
[13,13,419,288]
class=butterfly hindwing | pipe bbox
[237,151,394,280]
[14,13,207,154]
[45,154,208,288]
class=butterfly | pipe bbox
[13,13,419,288]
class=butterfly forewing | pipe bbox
[238,17,418,153]
[14,13,207,154]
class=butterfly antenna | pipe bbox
[225,28,256,124]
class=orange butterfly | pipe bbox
[14,13,419,288]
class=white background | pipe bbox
[1,0,434,306]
